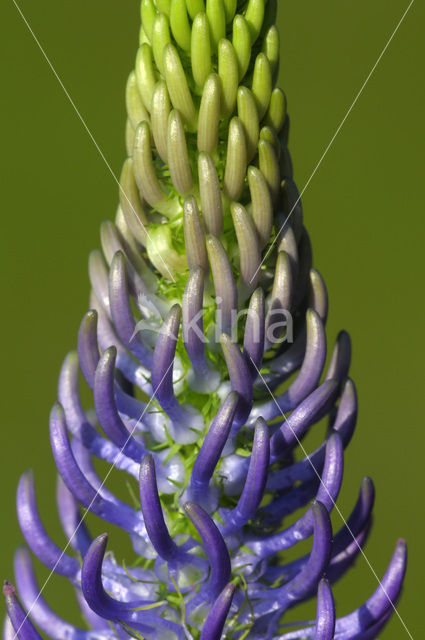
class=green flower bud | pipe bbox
[133,121,167,208]
[167,109,193,195]
[252,52,272,120]
[245,0,265,43]
[126,71,150,130]
[247,165,273,249]
[170,0,192,52]
[183,195,208,271]
[186,0,206,19]
[223,0,236,23]
[223,117,247,202]
[191,13,213,90]
[237,86,260,162]
[151,12,171,75]
[163,44,197,129]
[135,43,158,111]
[150,80,171,162]
[258,137,280,202]
[197,73,221,153]
[262,24,280,79]
[140,0,157,42]
[119,158,149,246]
[232,15,251,81]
[206,0,226,50]
[218,39,239,118]
[265,87,287,132]
[230,202,261,296]
[198,152,223,236]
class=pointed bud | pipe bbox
[133,121,166,208]
[206,235,237,336]
[252,53,272,120]
[223,117,247,202]
[245,0,265,43]
[232,15,251,80]
[140,0,157,42]
[119,158,148,246]
[191,13,213,89]
[265,88,287,133]
[126,71,150,131]
[258,138,280,202]
[231,202,261,295]
[167,109,193,195]
[163,44,197,129]
[184,195,208,271]
[198,73,221,153]
[248,166,273,248]
[218,39,238,118]
[199,152,223,236]
[151,80,171,162]
[170,0,191,52]
[262,24,280,79]
[135,43,157,112]
[151,13,172,75]
[206,0,226,50]
[237,86,259,162]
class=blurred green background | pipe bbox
[1,0,423,637]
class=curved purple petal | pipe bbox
[200,583,235,640]
[3,581,42,640]
[334,539,407,636]
[14,548,89,640]
[77,310,100,388]
[224,418,270,530]
[184,502,231,600]
[151,304,203,440]
[256,309,327,420]
[220,334,253,427]
[16,471,79,579]
[243,288,265,379]
[314,579,335,640]
[270,379,339,459]
[249,434,342,559]
[191,391,239,490]
[94,346,145,460]
[49,403,144,537]
[81,534,153,622]
[56,476,92,556]
[139,455,179,561]
[325,330,351,384]
[108,251,153,369]
[268,377,357,492]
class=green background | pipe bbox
[1,0,423,637]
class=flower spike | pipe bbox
[6,3,407,640]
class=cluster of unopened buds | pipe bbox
[4,1,406,639]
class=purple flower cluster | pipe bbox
[4,1,406,639]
